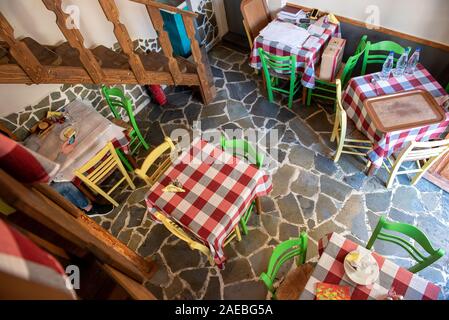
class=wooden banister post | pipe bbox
[42,0,105,84]
[131,0,183,84]
[0,13,44,83]
[98,0,148,83]
[182,15,216,105]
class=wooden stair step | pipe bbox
[91,45,130,70]
[0,41,14,65]
[51,42,101,68]
[0,44,9,65]
[137,51,168,72]
[22,37,61,66]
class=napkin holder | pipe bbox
[319,37,346,82]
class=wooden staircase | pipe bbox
[0,0,216,104]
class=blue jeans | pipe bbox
[51,182,89,209]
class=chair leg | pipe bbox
[410,157,438,186]
[117,148,133,172]
[85,181,120,207]
[135,129,149,151]
[240,220,249,235]
[113,151,136,190]
[330,116,340,142]
[333,136,345,163]
[267,79,274,103]
[288,89,294,109]
[235,225,242,241]
[386,164,401,188]
[306,88,313,106]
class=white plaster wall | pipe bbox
[274,0,449,45]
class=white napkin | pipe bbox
[260,21,310,48]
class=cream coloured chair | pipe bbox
[383,139,449,188]
[74,142,135,207]
[331,79,373,163]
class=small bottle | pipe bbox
[380,51,395,80]
[393,48,410,77]
[405,47,421,75]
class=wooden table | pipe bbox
[23,100,131,183]
[341,64,449,175]
[145,138,273,268]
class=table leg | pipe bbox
[302,87,307,105]
[261,72,267,97]
[77,183,97,203]
[255,197,262,215]
[367,163,378,176]
[125,154,139,169]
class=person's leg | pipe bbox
[51,182,113,216]
[51,182,90,209]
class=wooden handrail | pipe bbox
[131,0,198,17]
[0,13,44,83]
[98,0,148,83]
[42,0,105,84]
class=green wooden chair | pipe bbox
[367,216,445,273]
[306,48,366,106]
[260,232,308,299]
[258,48,301,109]
[102,85,149,171]
[221,136,264,235]
[361,40,409,75]
[355,35,368,55]
[445,82,449,93]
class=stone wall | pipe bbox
[195,0,219,49]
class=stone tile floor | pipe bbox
[92,43,449,300]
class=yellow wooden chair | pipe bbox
[331,79,373,163]
[155,212,241,266]
[382,139,449,188]
[74,142,136,207]
[135,137,176,186]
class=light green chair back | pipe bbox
[260,232,308,298]
[366,216,444,273]
[355,35,368,55]
[221,136,263,235]
[306,48,365,106]
[220,136,264,169]
[361,40,409,75]
[102,85,149,156]
[341,49,366,88]
[258,48,300,109]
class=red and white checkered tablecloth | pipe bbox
[0,219,76,299]
[299,233,441,300]
[145,138,272,267]
[249,19,340,89]
[342,64,449,168]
